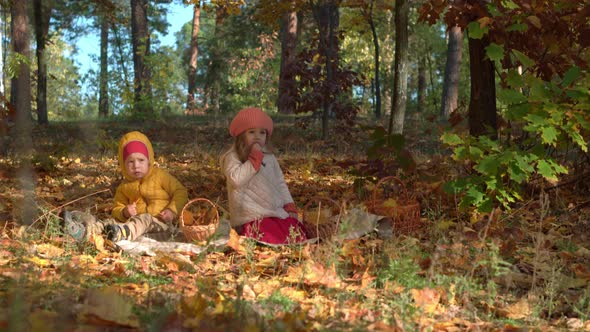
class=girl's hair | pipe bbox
[234,131,273,163]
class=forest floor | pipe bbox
[0,115,589,331]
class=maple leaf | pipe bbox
[78,287,140,328]
[226,229,246,255]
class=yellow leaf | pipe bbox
[35,244,64,258]
[383,198,397,208]
[410,288,441,314]
[227,229,246,254]
[26,256,52,267]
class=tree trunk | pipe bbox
[12,0,35,225]
[467,34,497,138]
[440,25,463,119]
[388,0,409,135]
[33,0,52,125]
[112,25,131,92]
[206,5,226,114]
[313,0,339,140]
[368,8,381,119]
[130,0,152,116]
[186,0,201,111]
[98,15,109,118]
[417,55,426,113]
[277,3,298,114]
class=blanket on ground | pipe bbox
[116,208,390,256]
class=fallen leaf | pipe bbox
[226,229,246,255]
[79,286,140,328]
[410,288,441,314]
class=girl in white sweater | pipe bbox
[220,107,308,244]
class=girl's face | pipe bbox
[125,152,149,179]
[243,127,267,149]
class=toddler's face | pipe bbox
[244,127,267,149]
[125,153,149,179]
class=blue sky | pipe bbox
[74,2,194,75]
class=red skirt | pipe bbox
[238,217,308,245]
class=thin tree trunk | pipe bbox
[33,0,52,125]
[367,2,381,119]
[388,0,409,135]
[440,25,463,119]
[186,0,201,110]
[12,0,35,225]
[98,16,109,117]
[468,34,497,138]
[277,3,298,114]
[130,0,152,116]
[417,55,426,113]
[112,25,131,92]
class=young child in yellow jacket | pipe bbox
[62,131,188,242]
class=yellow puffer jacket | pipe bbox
[111,131,188,222]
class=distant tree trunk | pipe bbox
[313,0,339,140]
[130,0,152,116]
[468,34,497,138]
[440,25,463,119]
[417,55,426,113]
[186,0,201,110]
[12,0,35,225]
[98,16,109,118]
[205,5,226,114]
[0,10,4,95]
[277,4,298,114]
[33,0,52,125]
[366,2,381,119]
[112,25,131,92]
[388,0,409,135]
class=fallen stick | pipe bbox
[27,188,111,230]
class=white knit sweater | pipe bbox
[221,148,294,227]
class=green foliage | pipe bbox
[442,61,589,212]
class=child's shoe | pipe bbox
[61,211,86,241]
[105,224,131,242]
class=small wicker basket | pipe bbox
[179,198,220,242]
[368,176,421,235]
[302,196,342,240]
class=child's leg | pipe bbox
[106,213,170,241]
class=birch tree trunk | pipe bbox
[388,0,409,135]
[440,25,463,119]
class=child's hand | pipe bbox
[251,143,262,152]
[158,209,175,223]
[125,201,138,218]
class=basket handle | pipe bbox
[303,196,342,224]
[371,176,409,204]
[179,198,220,228]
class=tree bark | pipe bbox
[367,1,381,119]
[98,15,109,118]
[186,0,201,111]
[33,0,52,125]
[417,55,426,113]
[467,34,497,138]
[388,0,409,135]
[440,25,463,119]
[12,0,35,225]
[130,0,152,116]
[277,3,298,114]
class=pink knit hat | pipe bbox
[229,107,274,137]
[123,141,149,161]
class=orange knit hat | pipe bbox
[229,107,274,137]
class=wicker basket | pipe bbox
[368,176,421,235]
[179,198,220,242]
[302,197,341,240]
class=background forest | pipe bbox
[1,0,590,331]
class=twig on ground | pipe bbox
[27,188,111,230]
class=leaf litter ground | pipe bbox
[0,117,589,331]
